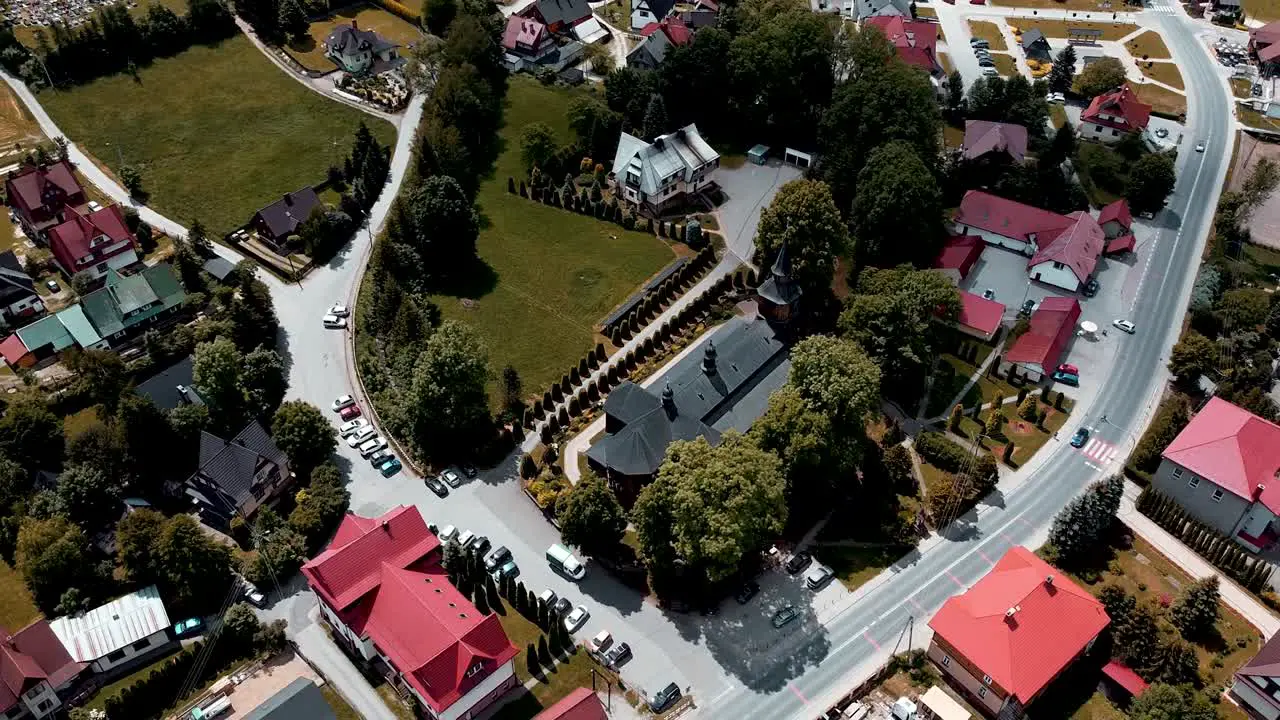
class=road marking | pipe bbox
[945,570,965,588]
[909,598,925,614]
[789,683,810,705]
[977,549,993,566]
[863,630,881,651]
[1132,131,1212,313]
[1000,532,1016,545]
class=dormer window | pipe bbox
[465,659,485,678]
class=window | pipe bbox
[978,687,988,699]
[105,649,126,663]
[1188,476,1200,489]
[132,637,151,651]
[941,655,950,667]
[36,698,52,712]
[982,675,992,685]
[1172,467,1183,480]
[1213,489,1225,503]
[1053,261,1065,270]
[1111,128,1119,137]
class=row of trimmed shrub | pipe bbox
[509,176,705,246]
[606,246,718,344]
[1137,487,1274,593]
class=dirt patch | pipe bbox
[1232,133,1280,250]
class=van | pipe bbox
[546,543,586,580]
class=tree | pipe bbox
[1114,599,1161,671]
[1132,396,1190,473]
[0,454,29,511]
[520,122,558,173]
[1129,683,1217,720]
[222,601,262,654]
[632,433,786,591]
[1170,576,1220,640]
[409,320,491,460]
[423,0,457,36]
[1048,45,1076,94]
[1168,331,1216,385]
[838,267,960,388]
[65,419,128,480]
[1017,395,1038,422]
[64,349,126,414]
[56,464,121,530]
[15,516,94,612]
[155,514,234,614]
[0,397,63,470]
[1217,288,1271,329]
[642,93,668,141]
[1241,157,1280,214]
[526,643,540,675]
[243,346,286,421]
[404,175,480,274]
[117,507,166,582]
[272,401,337,476]
[1047,474,1123,567]
[502,365,523,416]
[277,0,307,42]
[556,472,626,558]
[1126,153,1177,215]
[658,28,730,134]
[120,164,144,199]
[851,141,942,267]
[1075,56,1126,97]
[749,384,842,510]
[788,335,881,432]
[193,337,246,432]
[946,70,965,110]
[754,179,849,297]
[567,96,622,164]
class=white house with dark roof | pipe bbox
[0,250,43,327]
[323,21,404,75]
[631,0,676,30]
[850,0,910,21]
[610,124,719,216]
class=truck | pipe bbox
[546,543,586,580]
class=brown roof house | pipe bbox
[184,420,293,529]
[0,619,87,720]
[1232,632,1280,719]
[4,160,89,242]
[251,188,323,255]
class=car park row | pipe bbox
[332,393,402,477]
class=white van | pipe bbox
[546,543,586,580]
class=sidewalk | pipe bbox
[1118,480,1280,638]
[294,620,399,720]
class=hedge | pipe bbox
[1136,487,1274,593]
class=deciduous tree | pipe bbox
[556,472,626,558]
[1075,56,1126,97]
[272,401,337,476]
[409,320,491,460]
[851,141,942,267]
[1126,152,1177,215]
[15,516,93,612]
[1167,331,1216,386]
[788,335,881,432]
[0,397,63,470]
[520,122,558,173]
[755,179,850,297]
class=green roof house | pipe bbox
[15,314,74,356]
[55,305,105,349]
[81,265,184,343]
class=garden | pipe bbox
[285,3,424,73]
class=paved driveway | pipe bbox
[714,160,803,265]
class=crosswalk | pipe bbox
[1079,437,1119,467]
[1146,3,1178,14]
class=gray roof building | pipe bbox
[1021,28,1052,60]
[854,0,910,20]
[626,28,674,68]
[202,256,237,282]
[136,355,203,411]
[530,0,592,27]
[244,678,337,720]
[0,250,37,308]
[610,124,718,208]
[185,420,292,527]
[252,188,323,244]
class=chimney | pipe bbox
[1005,607,1017,619]
[661,382,675,414]
[1257,483,1267,500]
[352,18,358,29]
[654,137,665,150]
[1045,574,1054,586]
[702,340,717,375]
[283,193,294,207]
[381,519,390,531]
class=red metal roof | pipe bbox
[1162,397,1280,514]
[0,335,27,365]
[1004,296,1080,369]
[1029,211,1105,285]
[962,120,1028,163]
[955,191,1074,244]
[1097,199,1132,231]
[866,16,940,74]
[1260,42,1280,62]
[0,619,88,713]
[928,547,1109,704]
[1105,234,1135,255]
[957,290,1005,337]
[933,234,985,279]
[1102,660,1148,697]
[1252,20,1280,48]
[303,505,441,609]
[533,687,608,720]
[640,17,692,45]
[1081,84,1151,131]
[502,15,547,50]
[4,160,83,220]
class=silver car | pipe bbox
[345,426,376,447]
[358,436,388,457]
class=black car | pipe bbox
[1083,277,1100,297]
[485,546,511,572]
[648,682,682,713]
[735,582,760,604]
[785,551,812,574]
[471,536,491,557]
[553,597,572,616]
[1018,299,1036,318]
[424,475,449,498]
[602,642,632,668]
[461,464,478,478]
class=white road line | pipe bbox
[1083,438,1102,456]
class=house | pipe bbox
[533,688,607,720]
[13,314,74,363]
[626,18,691,68]
[1231,631,1280,719]
[953,191,1105,292]
[865,16,941,74]
[244,678,337,720]
[48,585,175,676]
[611,124,719,216]
[4,160,89,242]
[79,264,186,345]
[0,619,87,720]
[323,21,403,76]
[999,296,1080,382]
[46,204,139,279]
[502,16,556,61]
[852,0,910,21]
[1100,660,1148,705]
[0,250,43,326]
[1252,21,1280,72]
[586,313,789,503]
[1080,85,1152,142]
[954,291,1005,342]
[525,0,593,33]
[962,121,1028,164]
[1098,199,1136,255]
[251,188,323,255]
[301,506,520,720]
[679,6,717,28]
[933,234,985,284]
[202,256,237,282]
[631,0,676,30]
[1020,28,1052,62]
[185,420,292,528]
[135,355,203,410]
[928,547,1109,718]
[1150,396,1280,552]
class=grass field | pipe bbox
[0,561,39,632]
[597,0,631,28]
[286,4,424,72]
[0,82,43,157]
[1133,82,1187,117]
[38,35,395,235]
[1007,18,1137,41]
[816,545,908,592]
[1124,30,1171,59]
[956,398,1070,467]
[430,76,677,406]
[992,54,1017,77]
[320,686,363,720]
[967,20,1008,50]
[1139,61,1185,90]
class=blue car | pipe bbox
[1070,428,1090,448]
[1052,371,1079,387]
[378,457,402,477]
[173,617,203,638]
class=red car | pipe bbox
[1057,363,1080,376]
[339,404,363,421]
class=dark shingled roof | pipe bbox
[532,0,592,26]
[244,678,337,720]
[192,421,289,513]
[325,24,399,55]
[0,250,35,307]
[135,355,202,411]
[202,256,236,282]
[757,243,802,306]
[254,188,322,241]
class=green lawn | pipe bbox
[0,561,38,632]
[320,686,363,720]
[430,77,677,406]
[815,545,908,592]
[967,20,1008,50]
[38,35,395,235]
[1124,30,1172,60]
[374,683,416,720]
[287,4,424,73]
[956,397,1071,467]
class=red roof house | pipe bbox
[1251,20,1280,63]
[954,290,1005,341]
[640,17,692,45]
[502,15,555,58]
[534,687,608,720]
[0,619,88,717]
[933,234,985,283]
[0,334,32,368]
[1097,199,1132,238]
[1027,211,1105,291]
[1105,234,1135,256]
[1081,85,1153,141]
[962,121,1028,163]
[302,506,520,718]
[1002,296,1080,380]
[4,160,89,240]
[927,547,1109,717]
[865,16,941,74]
[47,205,139,279]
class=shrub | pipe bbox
[915,432,973,473]
[508,177,516,194]
[568,396,581,416]
[557,406,570,426]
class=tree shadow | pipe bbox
[426,256,499,300]
[287,35,319,54]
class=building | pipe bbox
[1098,199,1136,255]
[1020,28,1052,62]
[953,191,1104,292]
[999,296,1080,382]
[756,243,803,325]
[48,585,175,676]
[4,161,89,242]
[928,547,1109,718]
[135,355,202,410]
[79,264,185,345]
[202,255,237,282]
[46,204,139,279]
[324,21,403,75]
[954,291,1005,342]
[865,16,941,74]
[631,0,676,30]
[852,0,910,21]
[611,124,719,216]
[626,17,692,68]
[0,619,87,720]
[185,420,292,528]
[962,121,1028,164]
[502,16,556,61]
[1150,396,1280,552]
[918,686,972,720]
[252,188,323,255]
[525,0,593,33]
[0,251,43,326]
[301,506,520,720]
[533,687,607,720]
[244,678,338,720]
[933,235,985,285]
[1252,20,1280,72]
[1080,85,1152,142]
[1231,631,1280,719]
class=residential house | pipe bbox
[679,2,718,28]
[1020,28,1052,62]
[135,355,203,411]
[46,204,139,280]
[524,0,607,43]
[533,688,607,720]
[251,188,323,255]
[928,546,1109,718]
[1252,20,1280,73]
[185,420,292,529]
[631,0,676,30]
[851,0,910,21]
[301,506,520,720]
[953,191,1105,292]
[933,234,985,284]
[866,16,941,75]
[1080,85,1153,142]
[79,264,185,345]
[1231,631,1280,719]
[1150,396,1280,552]
[244,678,337,720]
[0,619,87,720]
[4,160,89,242]
[953,291,1005,342]
[323,21,403,75]
[0,251,43,326]
[1098,199,1137,255]
[999,296,1080,382]
[502,16,556,61]
[611,124,719,216]
[626,18,691,69]
[48,585,175,677]
[12,314,74,365]
[202,256,237,282]
[962,121,1028,164]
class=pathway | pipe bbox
[922,335,1008,425]
[294,621,399,720]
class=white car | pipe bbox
[805,564,834,590]
[1113,319,1137,334]
[359,436,388,457]
[338,418,369,436]
[589,630,612,652]
[457,530,477,549]
[441,469,464,488]
[329,303,350,317]
[1048,92,1065,104]
[564,605,590,632]
[438,524,458,543]
[346,426,377,447]
[322,314,347,329]
[332,395,356,412]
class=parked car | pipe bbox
[240,579,266,608]
[982,67,999,76]
[441,469,464,488]
[471,536,491,557]
[358,437,386,458]
[553,597,572,616]
[1196,142,1205,153]
[648,682,683,713]
[1057,363,1079,376]
[589,630,613,653]
[538,589,558,608]
[785,551,812,574]
[485,546,511,572]
[45,279,59,293]
[970,37,988,46]
[438,524,458,543]
[339,404,362,421]
[736,581,761,604]
[329,304,350,317]
[982,288,996,300]
[1018,299,1037,317]
[602,642,632,668]
[367,448,394,466]
[978,57,996,67]
[173,617,204,638]
[1082,277,1100,297]
[771,606,800,628]
[322,314,347,329]
[493,557,519,579]
[805,564,834,590]
[332,395,356,412]
[1070,427,1090,448]
[424,474,449,497]
[458,530,477,550]
[1052,371,1079,386]
[339,418,369,436]
[547,543,587,580]
[378,457,402,477]
[1113,319,1137,334]
[564,605,590,632]
[346,426,377,447]
[1048,92,1065,103]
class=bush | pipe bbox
[915,432,972,473]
